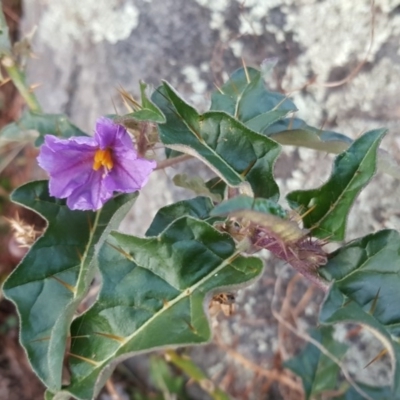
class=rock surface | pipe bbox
[22,0,400,398]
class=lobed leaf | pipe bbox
[286,129,386,241]
[152,82,281,200]
[210,67,296,126]
[2,181,137,391]
[58,216,263,399]
[319,229,400,398]
[285,325,392,400]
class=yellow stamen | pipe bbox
[93,148,113,171]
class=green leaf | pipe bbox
[60,216,263,399]
[245,109,293,134]
[210,195,287,219]
[319,229,400,398]
[286,129,386,241]
[0,111,87,147]
[122,82,165,124]
[149,356,188,399]
[146,196,215,237]
[266,117,353,153]
[266,118,400,182]
[205,177,226,201]
[284,326,347,399]
[165,350,230,400]
[173,174,222,203]
[2,181,137,391]
[210,67,296,124]
[211,195,306,244]
[152,82,281,200]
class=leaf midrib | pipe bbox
[73,245,242,384]
[311,133,381,234]
[163,84,244,183]
[46,210,101,386]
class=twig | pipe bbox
[215,337,303,394]
[105,379,123,400]
[277,274,301,360]
[272,270,374,400]
[155,154,192,170]
[292,284,315,319]
[318,0,376,88]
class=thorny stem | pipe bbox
[254,232,330,291]
[155,153,192,170]
[1,56,42,113]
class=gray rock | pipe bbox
[22,0,400,397]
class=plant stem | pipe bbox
[165,350,230,400]
[1,56,42,113]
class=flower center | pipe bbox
[93,148,114,171]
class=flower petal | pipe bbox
[94,117,133,151]
[37,135,97,199]
[37,117,156,211]
[104,152,156,193]
[66,169,113,211]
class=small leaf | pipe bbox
[152,82,281,200]
[149,356,187,398]
[205,177,226,200]
[266,117,352,153]
[211,195,287,219]
[284,326,347,399]
[122,82,165,123]
[58,216,263,399]
[173,173,222,203]
[286,129,386,241]
[319,229,400,398]
[210,67,296,123]
[2,181,137,391]
[0,111,87,147]
[146,196,215,237]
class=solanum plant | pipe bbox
[1,8,400,400]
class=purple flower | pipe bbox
[37,117,156,211]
